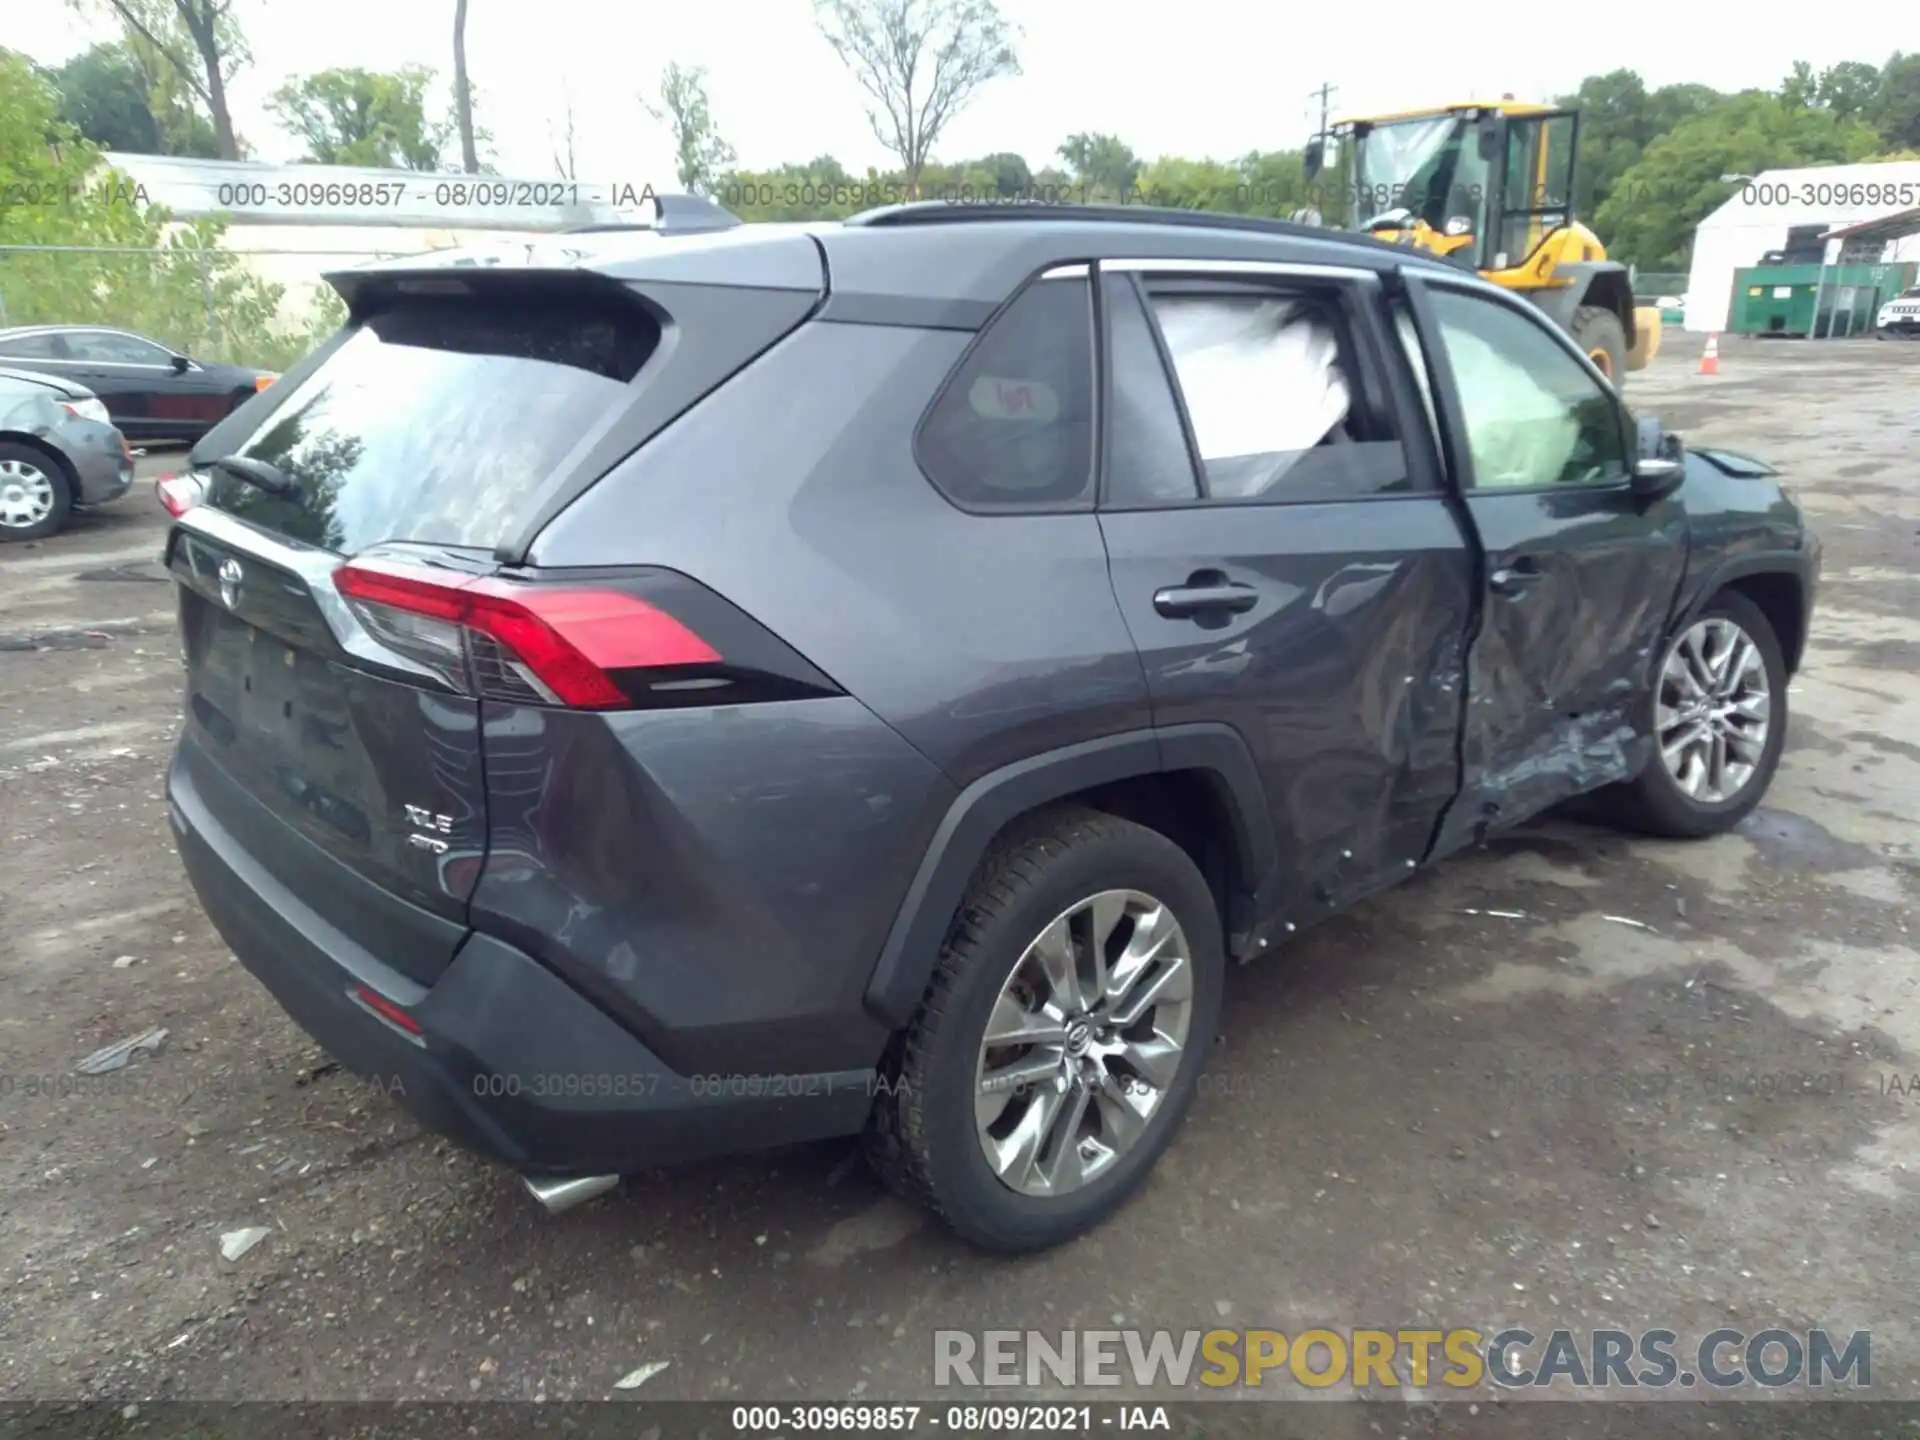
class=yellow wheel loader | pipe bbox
[1304,101,1661,383]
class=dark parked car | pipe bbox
[0,325,275,441]
[160,203,1820,1253]
[0,366,135,540]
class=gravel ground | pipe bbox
[2,335,1918,1430]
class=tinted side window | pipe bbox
[70,331,170,364]
[1104,277,1200,506]
[1143,284,1411,503]
[0,333,68,359]
[1428,287,1629,489]
[916,275,1095,512]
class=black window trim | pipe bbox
[1110,271,1207,506]
[1094,257,1435,514]
[1418,272,1636,497]
[908,260,1102,518]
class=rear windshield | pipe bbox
[206,292,657,553]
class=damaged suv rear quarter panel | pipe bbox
[505,315,1148,1077]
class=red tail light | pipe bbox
[333,558,720,710]
[157,473,205,517]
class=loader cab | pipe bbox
[1313,104,1580,277]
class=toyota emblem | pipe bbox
[217,557,244,610]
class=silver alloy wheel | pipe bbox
[973,889,1194,1198]
[0,457,56,530]
[1657,616,1771,804]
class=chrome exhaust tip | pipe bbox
[521,1174,619,1214]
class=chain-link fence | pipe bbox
[1632,270,1690,299]
[0,244,400,372]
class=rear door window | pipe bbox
[915,273,1096,512]
[207,292,658,554]
[1140,281,1413,503]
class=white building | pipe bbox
[1684,159,1920,332]
[99,152,661,327]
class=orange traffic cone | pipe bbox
[1699,333,1720,376]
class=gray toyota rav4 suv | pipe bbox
[164,201,1819,1253]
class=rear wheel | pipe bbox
[0,443,73,542]
[1570,305,1628,386]
[866,806,1224,1253]
[1594,591,1787,838]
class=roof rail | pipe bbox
[562,192,743,235]
[842,200,1408,251]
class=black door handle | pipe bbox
[1489,560,1543,596]
[1153,582,1260,620]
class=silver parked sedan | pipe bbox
[0,366,136,541]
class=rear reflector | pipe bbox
[334,558,720,710]
[157,473,205,517]
[347,983,426,1044]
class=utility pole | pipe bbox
[1309,82,1338,144]
[1303,82,1338,222]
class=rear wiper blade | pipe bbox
[210,455,297,496]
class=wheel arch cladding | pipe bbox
[863,724,1278,1028]
[1722,570,1807,676]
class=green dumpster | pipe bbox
[1729,262,1920,337]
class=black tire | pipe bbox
[866,805,1225,1253]
[1569,305,1628,386]
[0,441,75,543]
[1592,590,1788,838]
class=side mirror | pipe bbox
[1304,137,1324,180]
[170,353,191,374]
[1631,420,1685,499]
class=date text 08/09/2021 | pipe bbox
[728,1404,1165,1433]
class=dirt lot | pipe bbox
[2,336,1918,1422]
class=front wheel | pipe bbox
[866,806,1225,1253]
[1570,305,1628,387]
[1597,591,1788,838]
[0,443,74,542]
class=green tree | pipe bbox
[86,0,249,159]
[267,65,453,169]
[643,63,735,195]
[814,0,1020,198]
[1817,61,1882,123]
[973,150,1031,196]
[1597,92,1882,268]
[0,51,329,369]
[1056,131,1137,199]
[45,43,161,153]
[1554,68,1651,220]
[1872,53,1920,151]
[1780,60,1818,109]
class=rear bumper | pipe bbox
[166,748,878,1177]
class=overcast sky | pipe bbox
[13,0,1896,185]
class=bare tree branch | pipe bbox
[549,83,578,180]
[90,0,247,157]
[813,0,1019,196]
[641,63,736,195]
